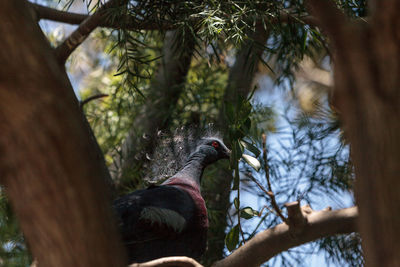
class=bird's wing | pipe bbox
[113,185,195,244]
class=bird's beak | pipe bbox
[223,149,231,159]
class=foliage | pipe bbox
[224,92,260,251]
[318,233,364,266]
[0,190,31,266]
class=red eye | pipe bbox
[212,141,219,148]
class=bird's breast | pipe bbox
[164,177,209,228]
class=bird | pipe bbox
[113,137,231,263]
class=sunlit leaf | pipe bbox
[234,197,240,209]
[240,207,258,219]
[225,224,239,252]
[240,139,261,157]
[242,154,261,171]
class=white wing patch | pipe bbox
[139,207,186,233]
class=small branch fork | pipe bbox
[54,0,126,64]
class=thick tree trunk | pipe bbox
[112,30,195,187]
[0,1,126,266]
[309,1,400,266]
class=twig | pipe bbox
[54,0,126,64]
[262,134,273,192]
[260,133,288,223]
[80,94,109,108]
[236,184,246,244]
[248,174,287,223]
[259,204,278,217]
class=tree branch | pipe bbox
[129,256,203,267]
[29,2,174,31]
[80,93,108,108]
[54,0,126,64]
[212,206,358,267]
[29,2,88,25]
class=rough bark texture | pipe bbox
[308,1,400,266]
[112,30,195,187]
[0,1,126,266]
[203,24,270,264]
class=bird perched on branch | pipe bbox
[113,137,231,263]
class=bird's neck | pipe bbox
[173,152,208,187]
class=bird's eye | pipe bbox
[212,141,219,148]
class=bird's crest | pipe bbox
[144,126,223,183]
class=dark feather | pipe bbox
[113,137,230,263]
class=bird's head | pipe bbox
[195,137,231,165]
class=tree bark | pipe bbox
[0,1,126,266]
[112,29,195,187]
[308,1,400,266]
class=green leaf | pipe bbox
[240,207,258,219]
[242,154,261,171]
[234,197,240,209]
[225,224,239,252]
[240,139,261,157]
